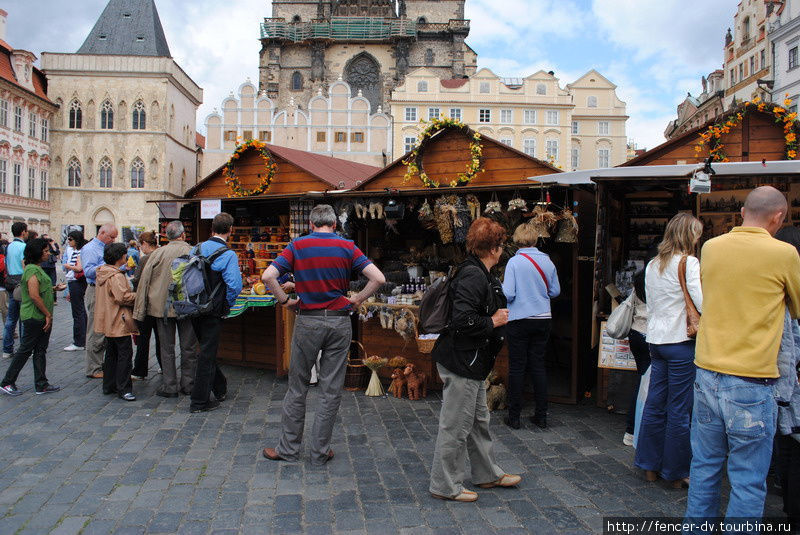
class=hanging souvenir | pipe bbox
[335,200,355,238]
[354,200,368,219]
[466,194,481,220]
[453,197,471,243]
[507,192,527,212]
[394,309,416,341]
[418,199,436,230]
[530,205,558,239]
[434,195,458,244]
[485,192,502,214]
[368,201,384,219]
[555,208,579,243]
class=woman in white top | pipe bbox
[62,230,87,352]
[634,212,703,489]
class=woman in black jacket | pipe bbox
[429,218,521,503]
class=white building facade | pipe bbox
[771,0,800,111]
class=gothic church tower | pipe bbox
[259,0,475,112]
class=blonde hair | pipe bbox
[512,222,539,247]
[655,212,703,274]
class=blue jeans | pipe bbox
[684,368,777,532]
[3,297,21,354]
[634,340,696,481]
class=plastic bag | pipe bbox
[633,365,651,449]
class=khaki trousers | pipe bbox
[156,317,199,394]
[84,285,106,376]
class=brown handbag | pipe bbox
[678,256,701,338]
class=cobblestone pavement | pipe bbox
[0,304,785,534]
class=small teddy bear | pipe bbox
[389,368,407,398]
[404,364,427,400]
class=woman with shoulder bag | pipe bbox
[634,213,703,489]
[131,232,162,379]
[63,230,87,352]
[429,218,521,503]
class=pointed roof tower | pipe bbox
[77,0,171,57]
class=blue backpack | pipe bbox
[168,245,230,319]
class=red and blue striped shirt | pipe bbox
[272,232,371,311]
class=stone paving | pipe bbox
[0,304,785,534]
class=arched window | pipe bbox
[132,100,146,130]
[130,158,145,188]
[425,49,434,66]
[417,17,427,24]
[292,15,301,23]
[417,80,428,92]
[67,158,81,187]
[99,158,112,188]
[291,71,303,91]
[69,100,82,129]
[742,16,751,41]
[100,100,114,129]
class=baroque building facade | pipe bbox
[41,0,202,238]
[770,0,800,111]
[203,78,391,173]
[391,68,628,170]
[0,9,57,237]
[259,0,476,113]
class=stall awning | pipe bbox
[531,160,800,185]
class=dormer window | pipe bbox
[122,12,131,18]
[99,35,107,40]
[136,36,145,42]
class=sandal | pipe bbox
[477,474,522,489]
[431,489,478,502]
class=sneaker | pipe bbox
[35,385,61,395]
[2,353,11,359]
[121,393,136,401]
[190,399,220,413]
[623,432,635,447]
[0,384,21,396]
[63,344,84,352]
[130,375,145,381]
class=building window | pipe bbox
[351,132,364,143]
[292,15,301,23]
[428,107,440,120]
[259,131,272,142]
[479,109,491,123]
[761,49,766,70]
[546,139,559,161]
[571,121,579,134]
[99,158,112,188]
[598,148,610,168]
[750,56,755,75]
[132,100,146,129]
[0,160,5,193]
[28,167,35,198]
[587,96,598,108]
[28,113,37,138]
[571,147,579,169]
[739,63,744,81]
[224,130,236,142]
[598,121,610,136]
[13,106,22,132]
[449,108,462,121]
[479,82,490,94]
[41,118,48,142]
[523,109,536,124]
[523,138,535,157]
[291,71,303,91]
[742,17,750,42]
[425,49,434,66]
[546,110,558,125]
[100,100,114,129]
[243,130,253,141]
[316,131,326,142]
[12,163,21,195]
[0,100,6,127]
[130,158,145,188]
[790,47,799,70]
[40,170,47,200]
[500,109,512,124]
[405,107,417,122]
[500,138,513,146]
[69,100,82,129]
[334,132,346,143]
[730,69,735,85]
[67,158,81,187]
[404,136,417,153]
[417,81,428,93]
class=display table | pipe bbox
[218,293,288,374]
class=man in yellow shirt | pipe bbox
[685,186,800,530]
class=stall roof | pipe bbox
[531,160,800,185]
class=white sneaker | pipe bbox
[63,344,84,351]
[1,353,11,359]
[623,432,635,446]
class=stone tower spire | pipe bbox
[77,0,171,57]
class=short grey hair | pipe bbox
[165,220,185,240]
[310,204,336,228]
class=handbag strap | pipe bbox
[519,252,549,292]
[677,256,700,317]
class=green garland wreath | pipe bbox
[223,139,277,198]
[402,118,484,188]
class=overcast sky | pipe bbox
[6,0,734,150]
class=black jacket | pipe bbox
[432,255,507,381]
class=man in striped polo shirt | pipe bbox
[261,204,385,465]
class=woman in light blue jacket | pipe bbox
[502,222,560,430]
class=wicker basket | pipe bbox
[414,318,437,354]
[344,340,369,391]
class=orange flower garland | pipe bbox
[694,95,799,162]
[223,139,277,198]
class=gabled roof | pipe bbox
[0,40,51,104]
[185,144,381,198]
[568,69,617,89]
[78,0,171,57]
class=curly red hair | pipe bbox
[466,217,507,258]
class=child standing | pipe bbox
[94,242,138,401]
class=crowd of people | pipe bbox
[0,194,797,529]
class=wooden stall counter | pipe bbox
[218,302,290,376]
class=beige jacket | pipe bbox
[94,264,138,337]
[133,240,192,321]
